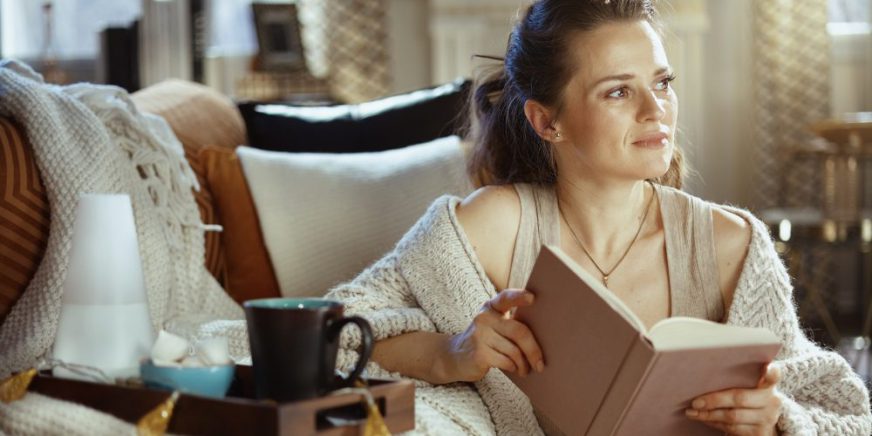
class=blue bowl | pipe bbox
[140,360,235,398]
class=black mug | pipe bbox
[243,298,374,402]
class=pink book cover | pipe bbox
[506,245,781,435]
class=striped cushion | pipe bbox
[0,117,50,324]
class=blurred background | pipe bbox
[1,0,871,373]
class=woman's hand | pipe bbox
[437,289,545,383]
[685,365,782,436]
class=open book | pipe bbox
[506,245,782,436]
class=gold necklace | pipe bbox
[558,182,656,289]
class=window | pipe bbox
[1,0,140,60]
[827,0,871,116]
[829,0,871,23]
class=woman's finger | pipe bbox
[488,289,534,314]
[487,332,531,376]
[492,319,545,372]
[691,387,772,410]
[485,348,518,374]
[702,421,758,436]
[686,407,768,425]
[758,365,781,389]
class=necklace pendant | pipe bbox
[602,275,609,288]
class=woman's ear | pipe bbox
[523,100,561,143]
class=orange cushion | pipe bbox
[199,146,280,302]
[131,79,247,154]
[0,117,50,324]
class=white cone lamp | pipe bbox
[52,193,155,381]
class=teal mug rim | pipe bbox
[243,297,343,311]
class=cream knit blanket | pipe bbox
[327,195,872,436]
[0,61,250,434]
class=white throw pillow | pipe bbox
[237,136,471,297]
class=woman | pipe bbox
[327,1,872,434]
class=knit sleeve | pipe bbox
[725,213,872,436]
[327,248,439,376]
[325,194,497,383]
[325,200,448,381]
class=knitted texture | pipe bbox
[723,205,872,435]
[326,195,872,435]
[0,393,134,435]
[0,62,249,433]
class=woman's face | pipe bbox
[551,19,677,183]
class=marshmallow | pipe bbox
[150,330,190,363]
[197,337,231,366]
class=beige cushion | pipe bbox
[237,136,471,297]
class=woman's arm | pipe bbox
[326,191,541,385]
[371,331,453,384]
[372,290,544,385]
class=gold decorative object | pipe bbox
[0,368,37,403]
[362,390,390,436]
[136,391,180,436]
[351,379,391,436]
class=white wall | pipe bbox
[697,0,756,207]
[829,24,872,116]
[661,0,711,200]
[387,0,431,94]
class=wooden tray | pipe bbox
[28,365,415,435]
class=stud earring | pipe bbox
[554,132,561,139]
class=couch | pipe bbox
[0,78,472,326]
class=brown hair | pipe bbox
[467,0,684,189]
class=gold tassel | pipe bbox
[354,380,390,436]
[0,368,37,403]
[361,394,391,436]
[136,391,180,436]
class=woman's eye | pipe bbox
[655,75,676,91]
[607,87,629,99]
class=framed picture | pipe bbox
[252,3,307,72]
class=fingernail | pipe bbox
[685,409,699,417]
[692,399,705,409]
[536,361,545,373]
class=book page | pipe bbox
[647,317,780,351]
[546,245,647,332]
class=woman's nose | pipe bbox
[637,90,666,123]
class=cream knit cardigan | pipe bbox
[327,195,872,436]
[0,61,250,434]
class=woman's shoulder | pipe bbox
[456,184,521,220]
[657,184,754,242]
[455,184,523,290]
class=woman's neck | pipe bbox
[555,176,653,257]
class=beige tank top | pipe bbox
[507,182,724,322]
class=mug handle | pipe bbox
[329,316,374,389]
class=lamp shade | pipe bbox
[52,193,155,381]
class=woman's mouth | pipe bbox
[632,132,669,148]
